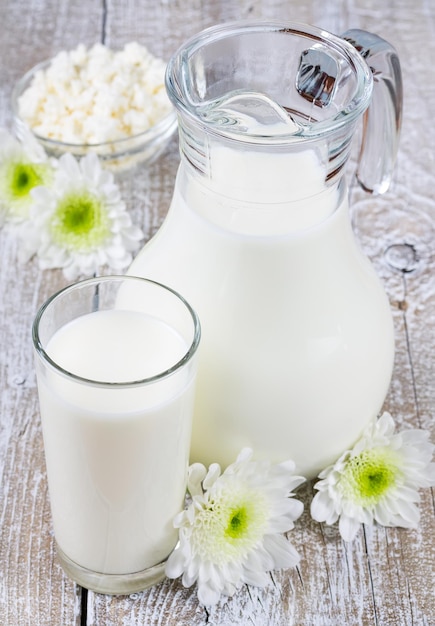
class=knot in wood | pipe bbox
[384,243,419,273]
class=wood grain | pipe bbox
[0,0,434,624]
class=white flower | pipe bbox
[19,151,143,279]
[311,412,435,541]
[0,128,53,222]
[165,448,305,606]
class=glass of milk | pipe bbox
[32,275,201,594]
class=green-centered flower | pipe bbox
[0,128,53,222]
[165,448,305,606]
[49,189,111,251]
[311,412,435,541]
[18,151,143,278]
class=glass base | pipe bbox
[56,543,168,595]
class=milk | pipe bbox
[128,144,395,478]
[36,309,195,575]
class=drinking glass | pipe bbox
[32,275,201,594]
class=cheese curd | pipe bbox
[17,42,173,145]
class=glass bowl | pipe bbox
[11,59,178,173]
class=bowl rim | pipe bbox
[11,57,177,151]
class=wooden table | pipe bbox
[1,1,434,624]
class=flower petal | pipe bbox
[165,547,187,579]
[197,581,222,606]
[310,491,339,524]
[263,534,300,569]
[187,463,207,497]
[339,514,361,542]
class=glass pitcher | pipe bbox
[127,22,402,478]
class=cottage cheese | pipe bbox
[17,42,173,145]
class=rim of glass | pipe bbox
[32,275,201,388]
[12,59,177,151]
[165,20,373,142]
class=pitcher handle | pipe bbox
[342,29,403,194]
